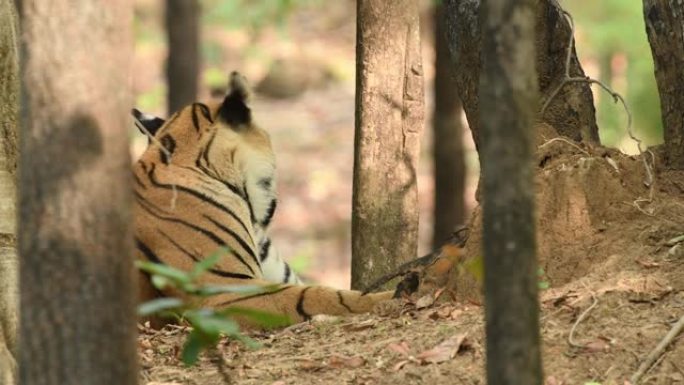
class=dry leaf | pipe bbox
[583,340,610,353]
[415,294,435,309]
[393,360,410,371]
[270,381,286,385]
[387,341,411,357]
[297,359,322,371]
[416,334,468,364]
[343,319,376,331]
[636,259,660,268]
[328,355,366,369]
[450,308,463,320]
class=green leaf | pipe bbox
[136,261,191,285]
[196,283,281,297]
[220,307,292,329]
[151,274,171,290]
[186,310,240,336]
[138,298,184,316]
[181,329,214,366]
[190,247,229,280]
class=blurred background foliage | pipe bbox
[131,0,665,286]
[562,0,663,150]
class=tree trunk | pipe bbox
[166,0,200,114]
[0,0,19,382]
[351,0,425,290]
[479,0,542,383]
[433,4,466,249]
[19,2,137,384]
[443,0,599,151]
[643,0,684,169]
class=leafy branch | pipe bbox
[137,249,290,366]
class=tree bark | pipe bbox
[479,0,542,383]
[433,4,466,249]
[443,0,599,151]
[643,0,684,169]
[19,2,137,384]
[166,0,200,114]
[351,0,424,290]
[0,0,19,382]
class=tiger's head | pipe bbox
[133,72,275,190]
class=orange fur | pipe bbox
[134,73,391,326]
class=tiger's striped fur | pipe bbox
[133,72,392,325]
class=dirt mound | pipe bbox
[138,144,684,385]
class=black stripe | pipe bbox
[191,104,201,131]
[194,143,248,201]
[133,171,146,189]
[283,264,291,283]
[136,237,163,263]
[159,134,176,164]
[135,193,256,276]
[259,238,271,262]
[337,291,353,313]
[197,103,214,123]
[158,230,253,280]
[243,187,257,225]
[261,198,277,227]
[201,131,216,165]
[146,164,252,240]
[217,285,292,307]
[296,287,312,321]
[203,214,260,268]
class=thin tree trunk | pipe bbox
[0,0,19,382]
[443,0,599,151]
[166,0,200,114]
[643,0,684,169]
[351,0,425,290]
[479,0,542,383]
[433,4,466,249]
[19,2,137,384]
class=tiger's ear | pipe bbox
[218,71,251,127]
[132,108,165,138]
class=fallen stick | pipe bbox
[362,227,469,294]
[630,314,684,384]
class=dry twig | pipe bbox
[541,3,655,209]
[567,292,599,349]
[539,137,590,157]
[630,314,684,384]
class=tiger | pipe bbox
[133,72,392,326]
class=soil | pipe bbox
[138,142,684,385]
[133,3,684,384]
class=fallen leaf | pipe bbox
[270,381,286,385]
[545,376,563,385]
[297,359,323,371]
[393,360,410,371]
[450,308,463,320]
[416,334,468,364]
[415,294,435,309]
[583,340,610,353]
[387,341,411,357]
[328,355,366,369]
[636,259,660,268]
[342,319,376,331]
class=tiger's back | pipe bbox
[133,72,391,325]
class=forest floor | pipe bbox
[133,2,683,383]
[136,81,684,384]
